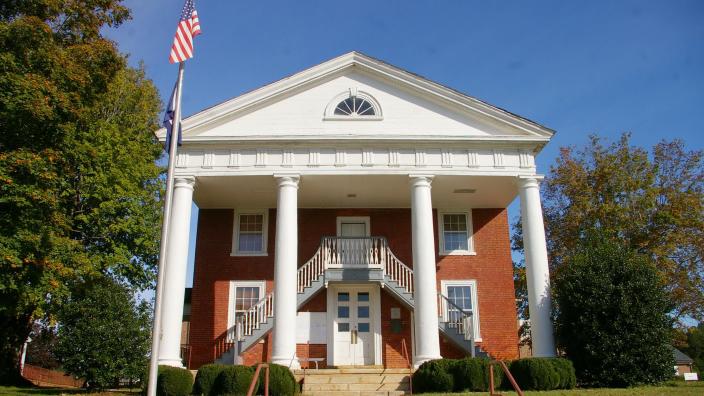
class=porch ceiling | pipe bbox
[193,175,520,209]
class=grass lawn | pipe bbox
[421,380,704,396]
[0,387,138,396]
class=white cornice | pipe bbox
[155,51,555,140]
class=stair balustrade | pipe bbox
[213,236,476,362]
[437,293,474,342]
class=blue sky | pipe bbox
[106,1,703,287]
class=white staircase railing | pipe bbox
[323,236,386,269]
[297,242,327,293]
[384,247,414,294]
[216,236,419,360]
[438,293,474,347]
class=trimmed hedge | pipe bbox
[193,364,228,396]
[413,359,454,393]
[212,365,257,396]
[508,358,576,391]
[156,365,193,396]
[254,363,298,395]
[413,357,574,393]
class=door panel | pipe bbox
[333,288,375,366]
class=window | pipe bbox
[232,210,268,256]
[334,96,376,116]
[442,280,480,340]
[227,281,266,330]
[324,89,382,120]
[438,211,475,255]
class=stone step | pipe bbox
[303,373,409,384]
[303,382,410,392]
[304,392,407,396]
[294,368,410,375]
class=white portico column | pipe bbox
[518,176,556,357]
[410,175,442,367]
[271,175,300,368]
[158,176,196,366]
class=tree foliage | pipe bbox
[553,236,674,387]
[55,278,151,390]
[513,134,704,322]
[0,1,163,383]
[684,323,704,372]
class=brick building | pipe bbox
[156,52,556,370]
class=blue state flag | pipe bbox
[163,82,182,151]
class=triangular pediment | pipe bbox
[159,52,554,143]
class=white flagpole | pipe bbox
[147,61,186,396]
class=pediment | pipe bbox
[160,52,554,144]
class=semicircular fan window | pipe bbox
[334,96,376,116]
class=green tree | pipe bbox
[685,324,704,372]
[0,1,163,383]
[513,134,703,323]
[55,277,151,390]
[554,236,674,387]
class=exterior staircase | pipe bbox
[295,368,410,396]
[214,236,485,364]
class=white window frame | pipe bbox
[441,279,481,341]
[227,280,267,331]
[336,216,371,237]
[437,210,476,255]
[323,90,383,121]
[231,209,269,256]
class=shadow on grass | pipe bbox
[0,386,139,396]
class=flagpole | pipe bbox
[147,61,186,396]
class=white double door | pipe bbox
[329,285,379,366]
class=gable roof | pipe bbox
[160,51,555,140]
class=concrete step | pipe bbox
[304,392,406,396]
[297,368,411,394]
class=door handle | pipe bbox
[351,329,358,344]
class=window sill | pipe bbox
[230,252,268,257]
[474,337,483,343]
[439,250,477,256]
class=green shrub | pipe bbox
[509,358,559,391]
[413,359,454,393]
[451,357,485,391]
[193,364,227,396]
[554,237,675,387]
[485,360,506,391]
[550,358,576,389]
[263,363,297,395]
[157,365,193,396]
[213,365,257,396]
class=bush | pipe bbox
[550,358,576,389]
[451,357,485,391]
[413,359,454,393]
[554,237,675,387]
[156,365,193,396]
[509,358,559,391]
[193,364,227,396]
[213,365,257,396]
[256,363,297,395]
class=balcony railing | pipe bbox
[323,236,386,269]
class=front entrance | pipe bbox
[327,284,381,366]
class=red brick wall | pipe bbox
[380,290,413,368]
[189,207,518,368]
[22,365,84,388]
[436,208,519,360]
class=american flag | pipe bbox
[169,0,201,63]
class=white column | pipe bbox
[409,175,442,367]
[518,176,556,357]
[158,176,195,366]
[271,175,300,368]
